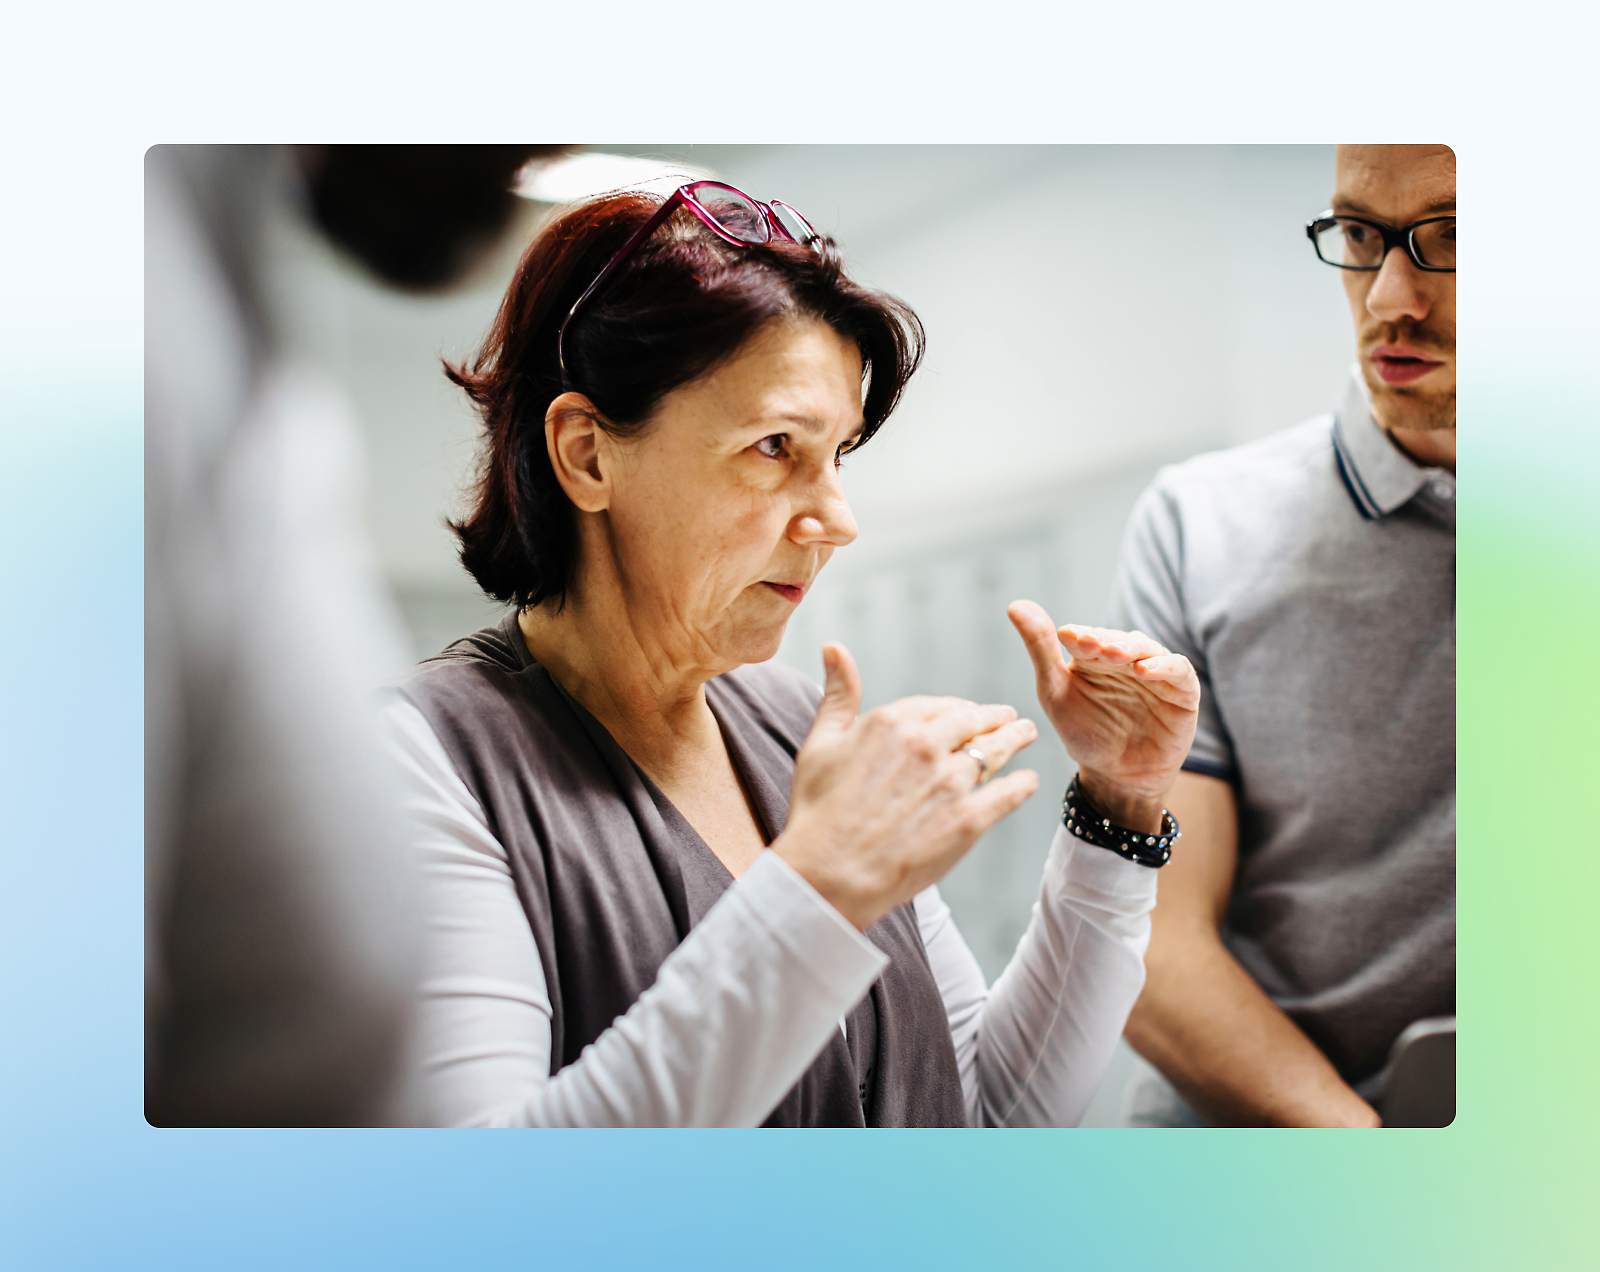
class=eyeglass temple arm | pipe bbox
[558,189,689,377]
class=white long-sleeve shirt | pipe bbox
[381,696,1156,1127]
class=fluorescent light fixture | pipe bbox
[515,152,714,204]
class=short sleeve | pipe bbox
[1109,474,1237,781]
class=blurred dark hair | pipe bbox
[305,145,566,289]
[447,192,925,609]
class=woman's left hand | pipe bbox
[1007,599,1200,833]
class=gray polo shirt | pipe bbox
[1112,369,1455,1090]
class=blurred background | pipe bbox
[266,144,1353,1122]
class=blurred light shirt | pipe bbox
[145,146,416,1125]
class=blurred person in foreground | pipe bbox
[145,145,558,1125]
[1115,144,1455,1126]
[380,182,1201,1126]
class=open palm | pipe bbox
[1008,600,1199,803]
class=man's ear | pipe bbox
[545,393,611,513]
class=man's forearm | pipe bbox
[1126,925,1380,1128]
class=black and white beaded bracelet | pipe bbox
[1061,774,1180,868]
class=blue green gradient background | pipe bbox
[3,57,1597,1272]
[5,391,1588,1270]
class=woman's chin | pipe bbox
[720,620,791,669]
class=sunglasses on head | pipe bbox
[558,180,822,389]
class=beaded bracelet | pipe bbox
[1061,774,1179,868]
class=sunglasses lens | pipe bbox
[692,184,769,244]
[769,200,819,246]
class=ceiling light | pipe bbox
[514,152,714,204]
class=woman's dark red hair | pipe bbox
[446,191,925,609]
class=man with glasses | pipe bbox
[1111,145,1455,1126]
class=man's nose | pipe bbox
[791,468,859,548]
[1366,246,1433,325]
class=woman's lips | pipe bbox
[1370,344,1446,385]
[762,582,805,604]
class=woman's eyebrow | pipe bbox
[745,411,864,445]
[755,412,827,435]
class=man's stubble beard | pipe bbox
[1361,316,1456,434]
[1368,378,1456,433]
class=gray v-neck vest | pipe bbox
[395,613,966,1127]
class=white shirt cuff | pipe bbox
[741,850,889,1005]
[1044,826,1161,907]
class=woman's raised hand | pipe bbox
[776,643,1039,932]
[1007,599,1200,833]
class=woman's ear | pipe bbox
[545,393,611,512]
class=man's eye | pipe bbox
[755,435,785,459]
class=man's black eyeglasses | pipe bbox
[1306,212,1456,273]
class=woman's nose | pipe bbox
[792,470,859,548]
[1367,246,1432,325]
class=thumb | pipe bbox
[810,642,863,736]
[1007,599,1069,695]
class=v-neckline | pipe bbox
[617,686,779,887]
[515,626,782,908]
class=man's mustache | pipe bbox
[1361,319,1454,358]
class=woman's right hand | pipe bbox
[775,643,1040,932]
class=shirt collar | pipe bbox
[1331,367,1445,520]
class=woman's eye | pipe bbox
[755,435,786,459]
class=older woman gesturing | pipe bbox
[379,183,1199,1126]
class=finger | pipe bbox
[1132,653,1194,681]
[961,769,1040,834]
[1008,600,1070,695]
[962,717,1039,779]
[810,642,862,736]
[1133,654,1202,708]
[1057,625,1113,663]
[1060,625,1169,665]
[922,699,1020,752]
[881,694,979,723]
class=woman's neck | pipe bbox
[519,574,769,873]
[517,586,725,778]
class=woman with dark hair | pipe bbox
[380,183,1201,1126]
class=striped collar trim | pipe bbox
[1330,368,1433,520]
